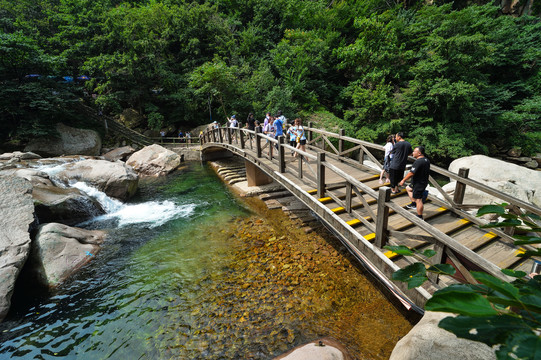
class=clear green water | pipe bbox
[0,162,412,359]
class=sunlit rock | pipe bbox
[275,338,351,360]
[0,176,35,322]
[389,311,496,360]
[55,159,138,200]
[102,146,136,162]
[27,223,106,288]
[126,144,181,176]
[442,155,541,207]
[1,167,105,225]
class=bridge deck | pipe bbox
[200,127,540,310]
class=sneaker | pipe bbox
[416,214,424,220]
[405,202,417,210]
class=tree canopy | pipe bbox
[0,0,539,164]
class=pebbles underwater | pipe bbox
[153,199,413,359]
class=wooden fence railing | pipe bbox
[202,125,541,286]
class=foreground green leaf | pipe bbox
[426,285,498,316]
[426,263,456,276]
[391,263,427,289]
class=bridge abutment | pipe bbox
[245,160,273,186]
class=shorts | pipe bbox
[389,168,404,188]
[298,139,306,145]
[383,156,390,172]
[411,183,427,199]
[290,140,296,147]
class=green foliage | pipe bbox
[0,0,539,163]
[389,203,541,359]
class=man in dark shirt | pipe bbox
[399,146,430,219]
[389,132,412,194]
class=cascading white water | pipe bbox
[72,181,196,228]
[35,161,196,228]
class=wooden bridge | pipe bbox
[199,125,541,311]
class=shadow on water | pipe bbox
[0,162,413,360]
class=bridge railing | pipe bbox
[150,137,201,146]
[202,125,541,285]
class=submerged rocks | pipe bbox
[27,223,106,288]
[24,123,102,157]
[56,159,138,200]
[126,144,181,176]
[0,176,35,322]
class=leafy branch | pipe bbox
[388,203,541,359]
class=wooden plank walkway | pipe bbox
[200,126,541,310]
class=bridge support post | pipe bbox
[218,128,223,143]
[212,129,216,143]
[245,160,272,186]
[227,128,232,144]
[317,152,326,198]
[278,136,285,173]
[453,167,469,205]
[339,129,345,155]
[307,122,313,143]
[375,186,391,248]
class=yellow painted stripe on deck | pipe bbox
[515,248,526,256]
[331,206,345,213]
[307,189,318,194]
[437,207,448,212]
[384,250,399,259]
[347,219,361,226]
[364,233,376,241]
[318,197,332,202]
[483,232,498,239]
[458,219,470,225]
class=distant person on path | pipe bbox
[228,115,238,128]
[254,120,262,133]
[389,132,412,194]
[246,112,256,131]
[379,135,395,184]
[273,113,285,149]
[400,146,430,220]
[293,118,307,162]
[287,123,297,155]
[186,131,191,144]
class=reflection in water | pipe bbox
[0,163,412,359]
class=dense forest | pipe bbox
[1,0,540,165]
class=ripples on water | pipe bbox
[0,162,411,359]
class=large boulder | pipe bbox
[0,176,35,322]
[24,123,102,157]
[442,155,541,207]
[55,159,138,200]
[27,223,106,288]
[102,146,136,162]
[0,168,105,225]
[389,311,495,360]
[127,144,181,176]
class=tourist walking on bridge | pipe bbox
[379,134,395,184]
[400,146,430,220]
[389,132,412,194]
